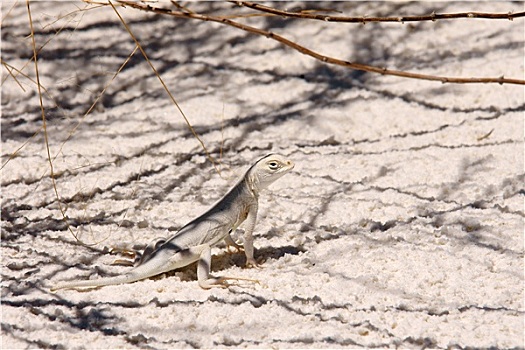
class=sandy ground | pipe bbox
[1,1,524,349]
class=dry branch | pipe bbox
[110,0,524,85]
[231,1,525,23]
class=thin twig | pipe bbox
[1,60,26,92]
[1,60,66,170]
[231,1,525,23]
[109,1,221,174]
[52,45,139,164]
[2,3,88,87]
[26,0,80,242]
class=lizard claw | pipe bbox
[225,235,244,254]
[245,258,262,269]
[199,276,259,289]
[111,259,135,266]
[226,244,244,254]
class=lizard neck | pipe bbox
[245,173,260,199]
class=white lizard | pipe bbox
[51,153,294,291]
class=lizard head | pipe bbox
[248,153,295,191]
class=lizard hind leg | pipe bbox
[137,237,167,265]
[196,244,259,289]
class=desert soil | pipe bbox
[1,1,524,349]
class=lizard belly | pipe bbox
[199,216,232,246]
[233,206,249,230]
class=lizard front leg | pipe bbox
[242,203,260,268]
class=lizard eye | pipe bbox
[267,161,280,170]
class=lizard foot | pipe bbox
[109,247,137,259]
[111,259,135,266]
[198,276,259,289]
[245,258,263,269]
[224,235,244,254]
[226,244,244,254]
[109,247,138,266]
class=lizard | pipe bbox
[51,153,294,291]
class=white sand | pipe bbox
[2,1,524,349]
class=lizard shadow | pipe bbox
[212,244,306,271]
[43,243,306,287]
[163,244,305,282]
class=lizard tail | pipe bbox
[50,254,174,292]
[50,273,143,292]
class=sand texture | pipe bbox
[1,1,524,349]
